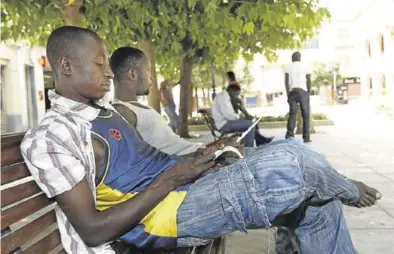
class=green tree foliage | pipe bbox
[1,0,330,137]
[312,63,342,88]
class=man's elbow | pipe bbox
[77,223,110,247]
[81,233,106,247]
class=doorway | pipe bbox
[25,65,38,128]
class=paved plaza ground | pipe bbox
[188,105,394,253]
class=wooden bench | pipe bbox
[197,109,226,141]
[1,133,226,254]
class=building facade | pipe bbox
[353,0,394,107]
[0,42,49,134]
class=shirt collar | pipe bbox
[48,90,111,121]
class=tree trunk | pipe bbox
[211,61,217,99]
[179,56,193,138]
[61,0,82,26]
[138,41,161,113]
[207,88,212,106]
[195,87,199,110]
[295,107,315,134]
[202,88,206,107]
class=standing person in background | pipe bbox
[160,80,180,133]
[285,52,312,143]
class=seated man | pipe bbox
[107,48,203,156]
[22,27,381,254]
[212,80,273,147]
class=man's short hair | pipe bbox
[110,47,146,84]
[227,84,241,92]
[226,71,236,81]
[46,26,101,75]
[292,51,301,62]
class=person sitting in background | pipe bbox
[212,82,273,147]
[109,47,204,156]
[159,80,180,133]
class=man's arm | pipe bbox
[306,74,311,94]
[56,176,175,247]
[235,98,254,120]
[285,73,290,96]
[23,138,215,247]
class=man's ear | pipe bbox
[127,68,138,81]
[59,57,72,76]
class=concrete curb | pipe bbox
[188,120,334,132]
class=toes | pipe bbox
[362,197,374,207]
[358,199,367,207]
[366,188,382,200]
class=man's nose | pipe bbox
[105,67,115,79]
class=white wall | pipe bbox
[0,42,46,133]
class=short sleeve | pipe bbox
[284,65,291,74]
[303,63,311,75]
[21,137,86,198]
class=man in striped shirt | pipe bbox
[21,27,381,254]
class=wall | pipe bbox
[352,0,394,106]
[0,42,46,134]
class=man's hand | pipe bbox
[164,152,216,186]
[245,114,254,121]
[206,135,244,156]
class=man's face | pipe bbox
[69,36,114,101]
[136,57,152,96]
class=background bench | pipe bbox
[197,109,226,141]
[1,133,226,254]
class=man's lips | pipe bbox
[102,84,111,91]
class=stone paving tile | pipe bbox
[350,229,394,254]
[189,124,394,253]
[225,230,276,254]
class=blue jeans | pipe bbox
[164,104,180,131]
[176,139,359,253]
[221,119,269,147]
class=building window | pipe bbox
[379,34,385,53]
[246,96,258,107]
[303,38,319,49]
[380,74,386,89]
[366,40,371,57]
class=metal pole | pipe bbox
[333,70,337,104]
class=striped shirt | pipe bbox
[21,90,115,254]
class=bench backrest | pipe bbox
[197,109,223,140]
[1,133,65,254]
[1,133,226,254]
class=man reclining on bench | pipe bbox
[22,26,381,254]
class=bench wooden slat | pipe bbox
[1,145,23,166]
[24,229,61,254]
[1,194,54,231]
[1,133,25,149]
[1,180,42,207]
[1,210,57,254]
[1,162,31,185]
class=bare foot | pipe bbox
[344,180,382,208]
